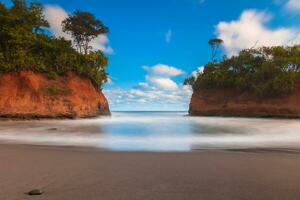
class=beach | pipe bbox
[2,144,300,200]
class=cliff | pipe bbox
[189,86,300,118]
[0,71,110,119]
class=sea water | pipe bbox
[0,111,300,151]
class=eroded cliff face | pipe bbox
[189,86,300,118]
[0,71,110,119]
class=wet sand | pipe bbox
[1,144,300,200]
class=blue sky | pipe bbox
[3,0,300,111]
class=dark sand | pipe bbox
[1,145,300,200]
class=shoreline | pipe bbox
[2,113,300,121]
[2,144,300,200]
[188,112,300,119]
[0,114,112,121]
[3,142,300,154]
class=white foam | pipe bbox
[0,112,300,151]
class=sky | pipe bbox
[3,0,300,111]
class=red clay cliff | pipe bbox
[0,71,110,119]
[189,86,300,118]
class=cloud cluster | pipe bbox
[104,64,191,111]
[43,5,113,54]
[104,85,192,111]
[216,9,300,56]
[285,0,300,11]
[143,64,184,77]
[142,64,185,90]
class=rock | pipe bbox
[0,71,110,119]
[189,87,300,118]
[27,189,44,196]
[48,128,58,131]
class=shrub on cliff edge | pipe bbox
[0,0,109,90]
[187,46,300,97]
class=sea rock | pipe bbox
[189,87,300,118]
[0,71,110,119]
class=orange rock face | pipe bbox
[0,71,110,119]
[189,87,300,118]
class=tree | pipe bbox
[26,2,49,33]
[184,76,196,86]
[0,1,109,89]
[11,0,26,14]
[208,38,223,62]
[189,46,299,97]
[62,10,109,54]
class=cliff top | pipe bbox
[0,0,109,90]
[186,46,300,98]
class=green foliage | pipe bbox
[189,46,300,97]
[46,86,69,96]
[208,38,223,62]
[0,0,109,89]
[47,71,58,80]
[62,10,109,54]
[183,76,196,86]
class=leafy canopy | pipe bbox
[0,0,109,89]
[208,38,223,61]
[187,46,300,97]
[62,10,109,55]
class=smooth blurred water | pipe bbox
[0,112,300,151]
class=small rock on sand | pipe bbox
[27,189,44,196]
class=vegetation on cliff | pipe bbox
[186,45,300,97]
[0,0,109,89]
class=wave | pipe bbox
[0,112,299,151]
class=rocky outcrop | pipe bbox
[189,86,300,118]
[0,71,110,119]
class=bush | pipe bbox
[188,46,300,97]
[0,1,109,90]
[47,71,58,80]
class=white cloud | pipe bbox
[165,29,172,43]
[43,5,70,40]
[106,77,113,84]
[142,64,185,90]
[104,85,192,111]
[90,35,114,54]
[44,5,113,54]
[138,82,150,89]
[104,64,192,111]
[146,76,178,90]
[192,66,204,78]
[216,9,300,56]
[285,0,300,11]
[143,64,185,77]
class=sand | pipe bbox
[1,144,300,200]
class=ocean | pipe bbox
[0,111,300,151]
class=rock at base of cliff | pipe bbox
[189,88,300,118]
[0,71,110,119]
